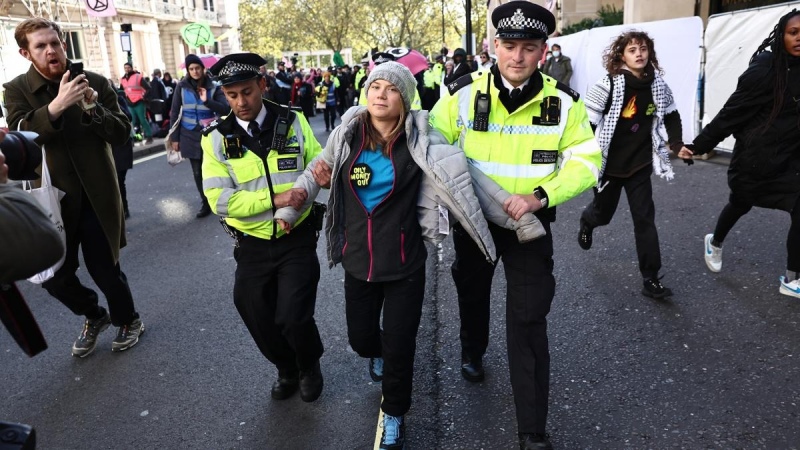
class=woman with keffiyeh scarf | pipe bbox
[578,30,691,300]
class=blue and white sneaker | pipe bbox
[704,234,722,273]
[379,414,405,449]
[369,357,384,382]
[779,276,800,299]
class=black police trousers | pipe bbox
[580,165,662,279]
[232,221,323,376]
[43,191,138,327]
[452,220,555,435]
[344,265,426,417]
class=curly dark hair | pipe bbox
[602,30,662,76]
[750,9,800,135]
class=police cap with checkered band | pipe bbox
[209,53,266,86]
[492,1,555,40]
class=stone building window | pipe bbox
[65,30,83,61]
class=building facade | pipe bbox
[0,0,240,91]
[557,0,795,28]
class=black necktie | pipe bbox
[248,121,260,137]
[509,88,521,99]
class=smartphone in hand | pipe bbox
[69,62,84,81]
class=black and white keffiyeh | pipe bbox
[584,72,677,188]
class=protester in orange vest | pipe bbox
[120,62,152,144]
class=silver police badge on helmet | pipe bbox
[511,9,525,27]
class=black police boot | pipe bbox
[196,200,212,218]
[299,360,323,402]
[461,355,485,383]
[519,433,553,450]
[270,371,299,400]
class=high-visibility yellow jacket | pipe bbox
[201,100,322,240]
[354,69,366,91]
[429,69,601,208]
[423,69,436,89]
[431,62,444,86]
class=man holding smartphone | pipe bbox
[4,18,144,358]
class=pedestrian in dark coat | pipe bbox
[444,48,472,85]
[681,10,800,298]
[163,72,177,110]
[168,54,229,218]
[4,18,144,357]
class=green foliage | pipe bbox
[561,4,623,36]
[239,0,483,62]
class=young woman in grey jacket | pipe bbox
[276,62,543,449]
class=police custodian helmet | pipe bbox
[492,1,556,40]
[209,53,267,86]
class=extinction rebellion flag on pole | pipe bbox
[84,0,117,17]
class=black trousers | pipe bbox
[43,191,137,327]
[452,221,555,435]
[580,165,662,279]
[344,265,426,417]
[189,157,207,206]
[232,222,323,375]
[323,105,337,130]
[714,196,800,271]
[116,169,129,213]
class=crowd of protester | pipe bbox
[4,6,800,450]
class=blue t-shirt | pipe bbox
[350,146,394,213]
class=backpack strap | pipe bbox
[602,74,614,115]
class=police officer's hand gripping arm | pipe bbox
[274,121,336,231]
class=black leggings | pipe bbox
[713,198,800,271]
[323,105,336,130]
[116,169,128,212]
[189,157,206,204]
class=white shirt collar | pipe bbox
[236,104,267,136]
[499,75,529,92]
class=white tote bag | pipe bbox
[165,106,184,166]
[23,146,67,284]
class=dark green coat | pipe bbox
[3,65,132,263]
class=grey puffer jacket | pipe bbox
[277,106,497,267]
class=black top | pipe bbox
[339,123,426,282]
[605,71,656,177]
[692,52,800,211]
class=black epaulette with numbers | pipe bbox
[201,119,221,136]
[554,80,580,101]
[446,73,477,96]
[265,99,300,119]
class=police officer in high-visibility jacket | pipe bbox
[202,53,325,403]
[429,2,601,448]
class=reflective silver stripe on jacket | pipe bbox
[208,122,306,217]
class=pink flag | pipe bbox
[84,0,117,18]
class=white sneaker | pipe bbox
[704,234,722,272]
[779,276,800,299]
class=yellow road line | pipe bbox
[374,398,384,450]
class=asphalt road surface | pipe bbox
[2,111,799,449]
